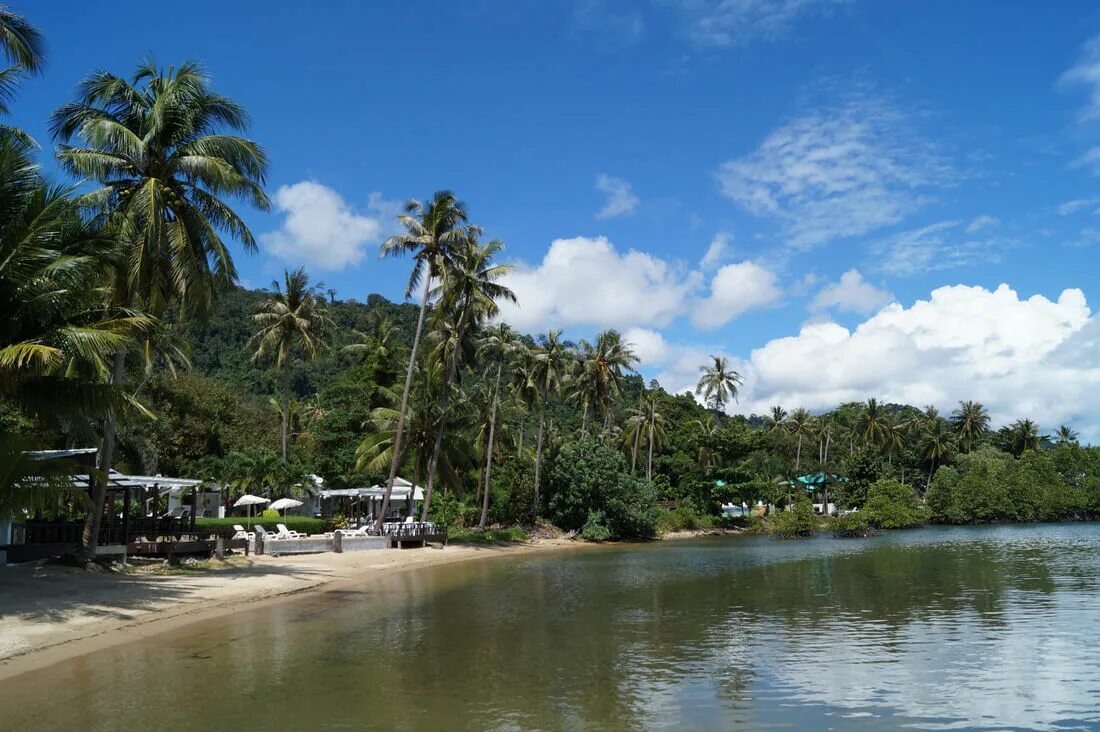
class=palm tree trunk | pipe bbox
[631,425,641,473]
[795,434,802,472]
[79,350,126,563]
[581,402,589,436]
[280,366,290,463]
[479,364,503,530]
[927,460,936,491]
[422,339,465,521]
[646,401,655,483]
[377,276,431,533]
[532,409,546,522]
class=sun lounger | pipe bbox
[276,523,303,539]
[231,524,255,541]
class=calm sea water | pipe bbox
[5,524,1100,730]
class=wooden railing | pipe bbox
[21,518,198,546]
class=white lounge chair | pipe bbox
[231,524,255,541]
[276,523,303,539]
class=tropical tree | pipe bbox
[1006,418,1043,456]
[513,331,572,519]
[788,408,814,473]
[764,406,788,433]
[643,393,668,484]
[51,59,269,561]
[249,268,332,462]
[695,355,742,414]
[375,191,479,531]
[419,238,514,520]
[0,3,44,115]
[857,398,891,450]
[920,419,955,489]
[1055,424,1079,445]
[951,400,990,453]
[475,322,518,529]
[574,330,638,432]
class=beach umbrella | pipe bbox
[269,497,303,515]
[233,494,269,529]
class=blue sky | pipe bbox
[15,1,1100,434]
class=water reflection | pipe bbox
[4,525,1100,730]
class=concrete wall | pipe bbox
[340,535,389,552]
[262,536,333,555]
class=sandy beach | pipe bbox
[0,539,588,682]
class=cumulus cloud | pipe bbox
[679,0,849,47]
[722,284,1098,435]
[623,327,670,366]
[260,181,389,271]
[496,236,700,331]
[692,260,782,330]
[810,269,893,315]
[699,233,732,269]
[871,220,1010,276]
[716,88,953,250]
[594,174,639,219]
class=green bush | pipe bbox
[580,510,612,542]
[656,507,716,534]
[194,516,329,538]
[862,479,929,529]
[830,512,874,538]
[448,526,528,545]
[766,496,817,538]
[547,438,659,539]
[488,455,535,526]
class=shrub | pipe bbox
[448,526,528,545]
[656,507,716,534]
[547,438,659,539]
[580,510,612,542]
[766,496,817,538]
[195,517,328,538]
[831,512,874,538]
[862,479,929,529]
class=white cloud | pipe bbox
[678,0,849,47]
[623,327,670,366]
[1059,35,1100,121]
[496,236,700,331]
[260,181,387,271]
[724,284,1098,435]
[810,269,893,315]
[871,220,1009,277]
[1058,197,1100,216]
[692,260,782,330]
[594,174,639,219]
[1071,146,1100,175]
[716,88,953,250]
[699,233,732,269]
[966,214,1000,233]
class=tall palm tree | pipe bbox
[643,393,668,484]
[623,403,648,474]
[375,191,479,532]
[249,268,331,462]
[0,4,44,115]
[342,312,404,387]
[513,331,572,520]
[921,419,955,489]
[857,398,891,450]
[787,408,814,473]
[575,330,638,432]
[1056,424,1079,445]
[1008,418,1043,456]
[950,400,990,453]
[765,406,788,433]
[419,238,514,520]
[695,355,742,414]
[475,322,518,529]
[51,59,269,561]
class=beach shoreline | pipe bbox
[0,538,591,683]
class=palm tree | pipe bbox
[375,191,479,532]
[51,59,269,561]
[857,398,891,450]
[342,312,404,387]
[687,414,720,471]
[1056,424,1079,445]
[249,268,332,462]
[921,419,955,489]
[788,408,814,472]
[951,400,990,453]
[1008,418,1043,456]
[643,393,668,484]
[475,323,518,529]
[419,238,514,520]
[0,4,44,115]
[695,355,742,414]
[575,330,638,431]
[765,406,788,433]
[623,403,648,473]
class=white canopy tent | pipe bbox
[318,477,424,523]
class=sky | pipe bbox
[14,1,1100,437]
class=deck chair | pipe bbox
[276,523,303,539]
[231,524,255,541]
